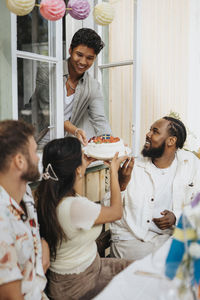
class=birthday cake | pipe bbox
[84,134,131,160]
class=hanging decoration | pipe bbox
[6,0,36,16]
[6,0,116,26]
[67,0,90,21]
[39,0,66,21]
[93,2,115,26]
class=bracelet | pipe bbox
[74,128,81,137]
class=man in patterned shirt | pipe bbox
[0,120,49,299]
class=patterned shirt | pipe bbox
[0,185,46,299]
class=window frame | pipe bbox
[11,13,64,141]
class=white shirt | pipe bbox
[148,157,177,234]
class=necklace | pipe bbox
[67,77,76,91]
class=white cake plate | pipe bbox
[83,147,132,161]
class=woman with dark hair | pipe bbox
[36,137,133,300]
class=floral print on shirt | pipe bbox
[0,185,46,299]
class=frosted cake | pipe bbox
[84,134,130,160]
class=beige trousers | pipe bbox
[111,234,170,260]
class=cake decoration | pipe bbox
[6,0,35,16]
[101,134,111,140]
[93,2,115,26]
[67,0,90,20]
[40,0,66,21]
[88,135,120,144]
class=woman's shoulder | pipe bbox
[58,195,89,209]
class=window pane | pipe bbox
[102,65,133,146]
[102,0,134,64]
[18,58,56,149]
[17,6,56,56]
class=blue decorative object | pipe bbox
[165,192,200,286]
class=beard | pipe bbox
[21,155,40,182]
[141,141,166,159]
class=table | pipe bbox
[94,238,195,300]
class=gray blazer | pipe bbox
[63,59,112,139]
[26,60,112,146]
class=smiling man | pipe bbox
[108,116,200,260]
[63,28,112,145]
[28,28,111,148]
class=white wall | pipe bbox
[140,0,190,148]
[187,0,200,151]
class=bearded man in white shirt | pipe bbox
[0,120,49,300]
[109,116,200,260]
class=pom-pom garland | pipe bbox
[67,0,90,20]
[6,0,115,26]
[40,0,66,21]
[93,2,115,26]
[6,0,35,16]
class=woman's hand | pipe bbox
[104,153,129,172]
[118,156,134,191]
[83,153,96,168]
[95,153,130,225]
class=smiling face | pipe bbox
[142,119,171,158]
[69,45,96,77]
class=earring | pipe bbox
[79,174,82,178]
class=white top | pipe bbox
[50,195,102,275]
[63,85,75,121]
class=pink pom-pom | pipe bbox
[67,0,90,20]
[40,0,66,21]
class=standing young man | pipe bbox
[63,28,112,146]
[0,120,49,299]
[32,28,111,147]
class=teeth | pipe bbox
[145,141,150,145]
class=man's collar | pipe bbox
[63,58,86,82]
[175,148,192,162]
[0,185,23,212]
[137,149,189,169]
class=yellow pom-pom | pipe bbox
[93,2,115,26]
[6,0,35,16]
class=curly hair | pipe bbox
[70,28,104,55]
